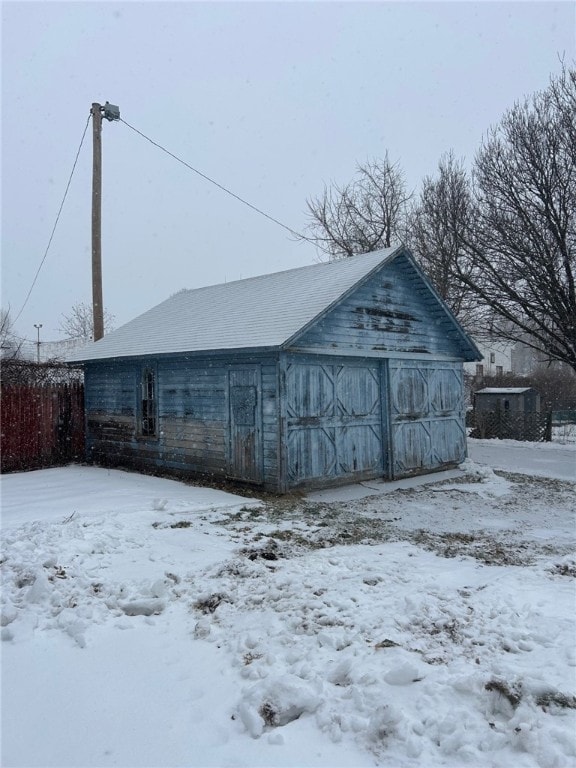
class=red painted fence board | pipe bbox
[1,383,85,473]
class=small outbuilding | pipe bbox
[474,387,541,414]
[70,246,481,492]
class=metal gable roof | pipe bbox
[69,245,481,363]
[68,247,402,362]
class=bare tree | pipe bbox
[59,302,115,341]
[0,307,22,359]
[305,153,412,259]
[408,152,478,328]
[456,66,576,371]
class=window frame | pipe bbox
[139,365,158,438]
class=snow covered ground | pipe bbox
[468,437,576,482]
[551,423,576,445]
[1,440,575,768]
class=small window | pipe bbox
[496,365,503,376]
[490,353,496,364]
[504,399,510,411]
[140,368,157,436]
[476,364,484,376]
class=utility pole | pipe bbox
[91,101,120,342]
[34,323,42,363]
[91,103,103,342]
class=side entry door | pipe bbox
[228,367,263,484]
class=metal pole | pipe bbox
[34,323,42,363]
[91,102,104,342]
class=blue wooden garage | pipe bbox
[70,246,481,492]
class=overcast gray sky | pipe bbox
[2,1,575,343]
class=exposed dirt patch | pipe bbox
[194,593,228,614]
[485,679,522,708]
[536,691,576,710]
[485,678,576,712]
[211,470,575,566]
[549,562,576,577]
[407,529,535,566]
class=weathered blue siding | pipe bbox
[292,251,466,358]
[85,353,280,487]
[388,360,466,477]
[275,353,466,489]
[278,353,387,489]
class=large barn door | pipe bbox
[285,360,383,487]
[388,361,465,478]
[228,368,263,484]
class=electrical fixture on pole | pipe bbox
[34,323,42,364]
[91,101,120,342]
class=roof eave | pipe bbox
[69,344,283,364]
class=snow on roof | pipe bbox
[475,388,533,394]
[69,247,400,361]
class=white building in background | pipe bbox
[465,335,572,379]
[463,337,514,379]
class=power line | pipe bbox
[119,117,324,250]
[12,112,327,331]
[13,114,91,326]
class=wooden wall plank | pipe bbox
[84,354,280,488]
[293,252,465,358]
[388,359,466,477]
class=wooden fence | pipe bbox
[1,382,85,473]
[469,411,552,442]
